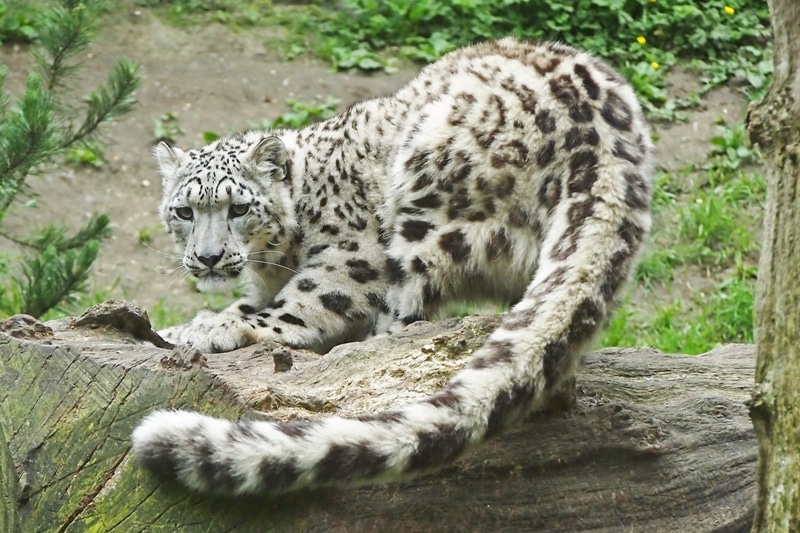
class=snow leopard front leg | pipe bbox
[157,268,291,352]
[170,247,388,354]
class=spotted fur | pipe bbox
[133,38,653,495]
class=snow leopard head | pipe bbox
[155,133,296,292]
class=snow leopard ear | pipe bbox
[243,136,288,180]
[153,142,189,190]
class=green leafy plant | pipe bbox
[707,122,759,169]
[153,111,184,143]
[0,0,141,318]
[137,225,162,246]
[619,61,668,112]
[202,130,220,143]
[65,141,105,168]
[0,0,42,42]
[275,0,770,113]
[187,98,340,149]
[255,97,339,130]
[330,47,397,73]
[136,0,271,27]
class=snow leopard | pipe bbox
[132,37,653,496]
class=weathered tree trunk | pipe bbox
[1,417,18,533]
[746,0,800,530]
[0,303,756,532]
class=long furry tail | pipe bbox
[133,162,652,496]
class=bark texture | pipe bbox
[1,418,19,533]
[746,0,800,530]
[0,303,757,532]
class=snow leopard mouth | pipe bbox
[194,269,243,292]
[206,269,241,279]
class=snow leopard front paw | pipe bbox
[158,310,258,353]
[157,324,190,345]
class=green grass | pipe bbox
[599,122,764,354]
[603,271,756,354]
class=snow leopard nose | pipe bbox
[197,252,223,268]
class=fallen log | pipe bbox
[0,301,755,532]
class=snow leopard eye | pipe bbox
[175,206,193,221]
[229,203,250,218]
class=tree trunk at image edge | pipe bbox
[747,0,800,530]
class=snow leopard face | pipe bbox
[154,135,296,292]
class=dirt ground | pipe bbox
[0,7,750,322]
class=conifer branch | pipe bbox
[0,0,140,318]
[61,59,141,148]
[33,2,93,92]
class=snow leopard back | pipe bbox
[134,37,653,495]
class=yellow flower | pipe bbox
[650,61,660,69]
[724,5,735,14]
[648,0,656,3]
[637,36,647,45]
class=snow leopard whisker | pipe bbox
[243,265,268,290]
[247,249,288,258]
[245,259,298,275]
[166,270,191,292]
[159,264,186,275]
[141,242,182,260]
